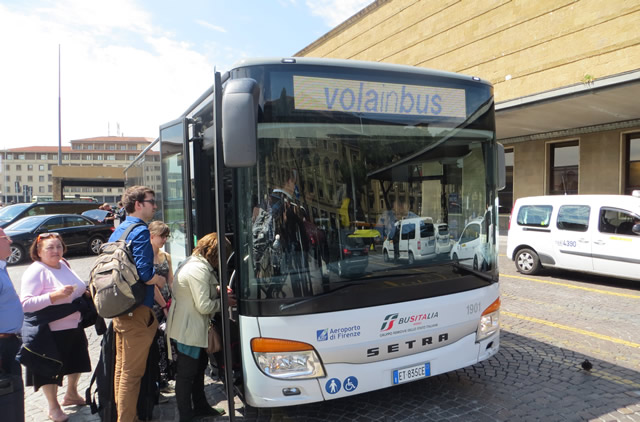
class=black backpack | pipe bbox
[86,322,160,422]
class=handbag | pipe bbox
[207,322,222,354]
[16,345,63,378]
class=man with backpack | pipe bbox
[110,186,166,422]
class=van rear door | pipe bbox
[399,222,415,260]
[418,220,436,257]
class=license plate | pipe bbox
[393,362,430,385]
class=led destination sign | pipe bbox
[294,75,466,118]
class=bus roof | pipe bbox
[228,57,492,86]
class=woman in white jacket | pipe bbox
[166,233,234,421]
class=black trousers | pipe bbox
[175,348,209,422]
[0,336,25,422]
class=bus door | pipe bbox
[160,118,194,265]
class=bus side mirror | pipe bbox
[222,78,259,167]
[497,142,506,191]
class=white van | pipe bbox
[450,217,493,271]
[506,195,640,280]
[382,217,436,264]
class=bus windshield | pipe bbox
[233,65,497,316]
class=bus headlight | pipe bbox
[251,338,325,379]
[477,297,500,342]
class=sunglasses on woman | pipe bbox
[37,232,60,242]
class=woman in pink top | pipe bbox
[20,233,91,422]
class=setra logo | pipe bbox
[380,313,398,331]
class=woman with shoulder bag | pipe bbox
[166,232,235,422]
[19,233,91,422]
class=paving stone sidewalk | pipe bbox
[23,326,241,422]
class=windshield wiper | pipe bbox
[451,262,495,282]
[279,282,368,311]
[278,271,426,311]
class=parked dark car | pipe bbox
[326,229,369,277]
[0,202,98,228]
[82,209,115,225]
[4,214,115,264]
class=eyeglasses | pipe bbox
[141,199,156,206]
[37,232,60,242]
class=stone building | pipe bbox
[295,0,640,226]
[1,136,157,205]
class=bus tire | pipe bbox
[515,248,540,275]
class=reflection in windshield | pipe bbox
[6,216,43,231]
[0,204,29,222]
[237,121,496,301]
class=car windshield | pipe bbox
[6,216,46,231]
[0,204,29,222]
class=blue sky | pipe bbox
[0,0,373,148]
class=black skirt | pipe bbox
[26,326,91,391]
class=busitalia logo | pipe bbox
[380,314,398,331]
[380,311,439,332]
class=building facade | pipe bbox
[1,136,158,205]
[296,0,640,228]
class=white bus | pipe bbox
[126,58,505,414]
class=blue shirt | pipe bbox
[110,216,155,308]
[0,260,24,334]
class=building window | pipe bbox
[16,165,21,171]
[107,155,116,160]
[27,164,33,171]
[85,155,91,160]
[16,176,21,181]
[18,154,25,160]
[48,185,52,193]
[39,165,45,171]
[6,154,12,159]
[4,175,9,181]
[63,155,69,160]
[129,145,137,150]
[625,133,640,195]
[28,176,33,182]
[39,176,44,182]
[549,141,579,195]
[499,149,514,214]
[96,155,103,160]
[87,145,93,150]
[48,175,52,182]
[39,186,45,193]
[40,154,47,160]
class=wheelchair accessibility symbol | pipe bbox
[343,376,358,392]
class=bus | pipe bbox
[31,195,98,203]
[125,57,505,413]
